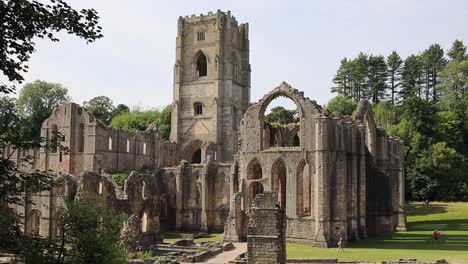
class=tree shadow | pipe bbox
[406,204,448,216]
[350,219,468,251]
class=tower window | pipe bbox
[231,54,239,81]
[197,30,205,41]
[194,102,203,116]
[126,139,130,153]
[196,53,207,77]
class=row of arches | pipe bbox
[246,158,312,217]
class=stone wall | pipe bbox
[247,192,286,264]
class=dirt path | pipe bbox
[185,242,247,264]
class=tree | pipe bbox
[0,96,17,134]
[264,106,298,125]
[421,44,446,102]
[366,55,388,103]
[110,106,172,140]
[387,51,403,104]
[83,96,116,125]
[14,196,126,264]
[372,101,400,134]
[349,53,369,102]
[0,0,103,94]
[114,104,130,117]
[16,80,71,137]
[325,96,357,116]
[401,55,423,99]
[438,59,468,101]
[332,58,352,98]
[447,39,466,62]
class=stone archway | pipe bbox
[184,140,203,164]
[272,159,287,209]
[247,181,264,208]
[27,209,41,236]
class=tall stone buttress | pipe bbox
[170,10,251,163]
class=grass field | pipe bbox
[160,202,468,263]
[287,202,468,263]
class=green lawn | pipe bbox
[287,202,468,263]
[161,231,223,244]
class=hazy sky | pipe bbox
[17,0,468,109]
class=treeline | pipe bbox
[329,40,468,201]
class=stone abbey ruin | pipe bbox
[6,10,406,252]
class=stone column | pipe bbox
[396,141,407,231]
[175,166,183,230]
[247,192,286,264]
[334,122,348,242]
[200,165,209,232]
[313,116,331,247]
[349,125,359,240]
[357,125,367,239]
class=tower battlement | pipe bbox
[178,10,248,38]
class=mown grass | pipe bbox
[161,232,223,244]
[287,202,468,263]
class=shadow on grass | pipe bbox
[406,204,448,216]
[350,219,468,251]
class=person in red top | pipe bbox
[433,230,439,240]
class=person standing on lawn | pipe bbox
[433,230,440,241]
[337,237,345,252]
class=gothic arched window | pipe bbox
[196,53,207,77]
[231,54,239,81]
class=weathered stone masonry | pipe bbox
[6,10,406,249]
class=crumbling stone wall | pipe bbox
[225,82,406,247]
[247,192,286,264]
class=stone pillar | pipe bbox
[224,192,245,242]
[334,122,348,243]
[200,165,209,231]
[357,125,367,239]
[313,116,331,247]
[247,192,286,264]
[175,166,183,230]
[396,141,407,231]
[348,125,359,240]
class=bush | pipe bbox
[112,172,130,186]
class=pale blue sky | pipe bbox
[18,0,468,108]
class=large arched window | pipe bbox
[27,210,41,236]
[196,53,207,77]
[272,159,287,209]
[261,95,300,149]
[194,102,203,116]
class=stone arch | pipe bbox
[193,50,209,78]
[247,181,264,208]
[288,125,301,147]
[258,88,304,150]
[27,209,41,236]
[271,158,287,209]
[296,160,311,216]
[184,139,203,164]
[247,158,263,180]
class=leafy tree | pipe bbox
[366,55,388,103]
[372,101,400,134]
[114,104,130,117]
[325,96,357,116]
[447,39,466,62]
[83,96,116,125]
[438,59,468,101]
[14,196,126,264]
[387,51,403,104]
[0,0,103,94]
[264,106,298,125]
[350,52,369,102]
[110,106,172,140]
[16,80,71,137]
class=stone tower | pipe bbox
[170,10,251,163]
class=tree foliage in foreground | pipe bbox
[265,106,299,126]
[0,0,103,93]
[13,196,126,264]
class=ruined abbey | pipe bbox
[6,10,407,249]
